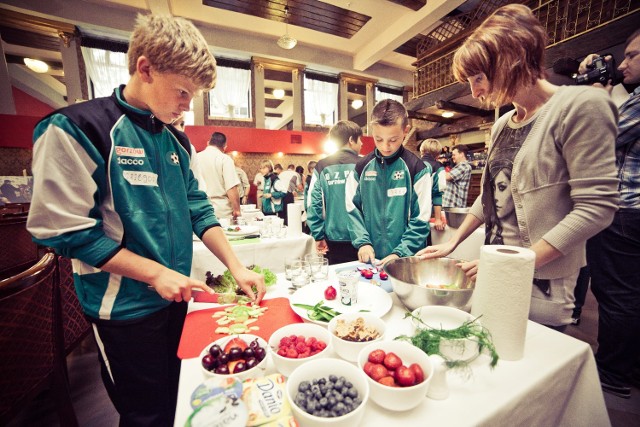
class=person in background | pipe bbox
[307,120,363,264]
[295,165,305,192]
[260,159,286,216]
[583,28,640,399]
[273,163,296,224]
[346,99,431,266]
[197,132,241,219]
[235,165,250,205]
[253,170,264,212]
[419,138,445,236]
[442,144,472,208]
[26,14,265,426]
[304,160,317,208]
[417,4,619,331]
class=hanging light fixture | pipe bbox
[23,58,49,73]
[351,99,364,109]
[273,88,285,99]
[441,111,454,118]
[277,5,297,50]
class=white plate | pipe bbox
[222,225,259,236]
[289,282,393,325]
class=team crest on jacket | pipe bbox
[392,170,405,180]
[167,152,180,165]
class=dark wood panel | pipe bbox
[386,0,426,11]
[265,98,284,109]
[203,0,371,38]
[264,68,292,83]
[394,35,423,57]
[0,26,60,52]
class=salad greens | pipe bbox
[205,265,277,294]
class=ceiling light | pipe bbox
[23,58,49,73]
[441,111,454,118]
[351,99,364,109]
[277,5,297,50]
[323,139,338,154]
[273,88,285,99]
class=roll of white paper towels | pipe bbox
[471,245,535,361]
[287,202,302,237]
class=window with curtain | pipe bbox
[81,47,129,98]
[375,86,404,104]
[304,73,338,126]
[208,65,251,119]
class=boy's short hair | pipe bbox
[452,4,546,109]
[371,99,408,129]
[209,132,226,148]
[307,160,317,172]
[127,14,217,90]
[452,144,470,156]
[329,120,363,147]
[274,164,283,171]
[260,160,274,173]
[420,138,442,157]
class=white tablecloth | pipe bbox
[176,263,610,427]
[432,225,486,261]
[190,233,315,279]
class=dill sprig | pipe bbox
[396,311,499,371]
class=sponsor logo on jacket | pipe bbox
[364,170,377,181]
[115,146,145,157]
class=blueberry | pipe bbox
[334,380,344,391]
[312,410,322,417]
[298,381,310,393]
[353,397,362,407]
[319,397,328,408]
[319,384,328,395]
[328,396,337,408]
[347,387,358,398]
[306,400,317,412]
[344,380,353,389]
[318,377,327,385]
[344,396,353,405]
[334,393,344,402]
[304,389,313,397]
[296,392,306,402]
[329,374,338,382]
[312,379,319,385]
[311,384,320,394]
[335,402,346,413]
[295,397,306,409]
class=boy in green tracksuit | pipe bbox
[307,120,363,264]
[346,99,432,266]
[27,15,265,426]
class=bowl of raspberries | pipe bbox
[268,323,332,377]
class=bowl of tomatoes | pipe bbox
[200,334,268,381]
[357,340,434,411]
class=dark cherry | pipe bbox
[228,347,243,361]
[209,344,222,358]
[215,364,230,375]
[245,357,258,369]
[250,338,260,350]
[202,354,216,371]
[243,348,255,359]
[217,353,229,365]
[233,361,246,373]
[254,347,266,361]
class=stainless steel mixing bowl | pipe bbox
[444,208,470,229]
[384,256,475,312]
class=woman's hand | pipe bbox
[416,241,456,260]
[377,253,399,267]
[457,260,479,282]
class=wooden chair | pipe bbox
[58,256,92,356]
[0,253,78,426]
[0,214,39,280]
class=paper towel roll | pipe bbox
[471,245,535,361]
[287,203,302,237]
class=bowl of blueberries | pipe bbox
[285,358,369,427]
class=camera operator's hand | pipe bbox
[579,54,614,92]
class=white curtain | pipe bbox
[209,66,250,118]
[375,87,403,104]
[304,77,338,126]
[81,47,129,98]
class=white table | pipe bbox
[175,263,610,427]
[190,233,315,278]
[432,225,486,261]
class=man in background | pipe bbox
[273,163,296,224]
[197,132,241,219]
[442,144,472,208]
[235,165,250,205]
[307,120,362,264]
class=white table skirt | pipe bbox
[190,233,315,279]
[175,263,610,427]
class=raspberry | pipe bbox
[295,341,308,353]
[277,347,288,357]
[312,340,327,351]
[280,337,292,347]
[298,350,311,358]
[289,334,298,343]
[305,337,317,346]
[286,348,299,358]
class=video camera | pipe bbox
[573,55,617,86]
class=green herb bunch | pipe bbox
[396,311,499,371]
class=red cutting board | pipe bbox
[177,297,303,359]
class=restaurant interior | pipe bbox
[1,0,639,426]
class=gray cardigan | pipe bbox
[470,85,620,279]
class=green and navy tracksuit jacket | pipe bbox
[261,173,286,214]
[27,85,219,321]
[307,147,360,244]
[345,146,431,258]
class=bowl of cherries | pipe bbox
[200,334,268,381]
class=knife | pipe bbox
[227,234,260,241]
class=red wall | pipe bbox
[12,87,55,117]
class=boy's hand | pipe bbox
[377,253,399,267]
[457,260,479,282]
[149,268,213,303]
[230,267,266,304]
[358,245,375,264]
[316,239,329,254]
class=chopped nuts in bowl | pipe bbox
[328,313,386,362]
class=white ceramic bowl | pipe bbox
[268,323,332,377]
[357,341,434,412]
[199,334,268,381]
[410,306,479,362]
[327,312,386,362]
[286,358,369,427]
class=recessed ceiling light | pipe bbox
[273,88,285,99]
[441,111,454,118]
[351,99,364,109]
[23,58,49,73]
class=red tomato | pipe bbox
[377,376,397,387]
[368,349,386,364]
[379,271,388,280]
[383,352,402,370]
[409,363,425,384]
[363,361,376,377]
[370,364,389,381]
[363,271,374,280]
[395,366,416,387]
[324,285,337,300]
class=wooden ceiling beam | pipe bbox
[435,100,493,117]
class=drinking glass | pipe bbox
[291,260,310,289]
[310,258,329,282]
[284,257,300,281]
